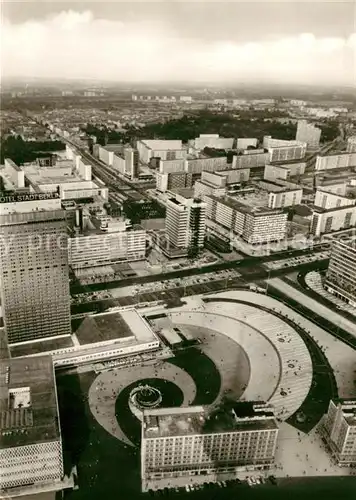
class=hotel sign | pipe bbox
[0,192,60,203]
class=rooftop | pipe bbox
[75,312,135,345]
[143,404,278,439]
[209,194,283,216]
[0,356,60,448]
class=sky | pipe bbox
[1,1,356,85]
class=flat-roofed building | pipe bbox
[319,399,356,465]
[267,144,307,163]
[325,238,356,307]
[264,162,306,181]
[314,189,356,210]
[0,356,63,493]
[206,195,288,245]
[236,138,258,150]
[156,172,192,193]
[310,205,356,237]
[185,156,228,175]
[141,402,279,491]
[296,120,321,148]
[0,193,71,344]
[315,152,356,171]
[4,158,25,188]
[137,140,186,164]
[69,220,146,269]
[165,190,206,253]
[190,134,234,151]
[232,152,268,170]
[257,180,303,208]
[10,308,161,369]
[124,148,139,180]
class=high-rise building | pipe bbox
[124,148,139,180]
[0,356,64,493]
[319,399,356,465]
[0,192,71,344]
[324,238,356,307]
[141,403,279,491]
[295,120,321,148]
[165,190,206,252]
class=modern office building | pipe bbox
[232,152,268,170]
[0,356,64,493]
[0,193,71,344]
[69,218,147,269]
[165,190,206,253]
[185,156,228,175]
[141,403,279,491]
[295,120,321,148]
[325,238,356,307]
[346,136,356,153]
[319,399,356,465]
[315,152,356,171]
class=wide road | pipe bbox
[70,248,329,294]
[71,260,328,316]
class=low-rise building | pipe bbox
[319,399,356,465]
[141,403,279,491]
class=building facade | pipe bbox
[0,194,71,344]
[295,120,321,148]
[0,356,63,492]
[325,239,356,307]
[320,399,356,465]
[165,192,206,251]
[315,153,356,171]
[141,403,279,491]
[310,205,356,237]
[346,136,356,153]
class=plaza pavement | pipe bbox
[88,362,197,446]
[170,302,313,421]
[205,290,356,399]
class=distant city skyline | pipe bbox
[1,1,355,85]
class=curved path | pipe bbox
[170,298,313,420]
[171,312,280,403]
[89,363,197,446]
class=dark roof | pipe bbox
[75,312,135,345]
[0,356,60,448]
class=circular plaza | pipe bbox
[89,290,315,447]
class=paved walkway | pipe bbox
[170,302,312,420]
[208,290,356,398]
[170,311,280,404]
[88,363,196,446]
[269,278,356,337]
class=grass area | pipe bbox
[168,347,221,405]
[115,378,184,446]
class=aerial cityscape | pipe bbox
[0,1,355,500]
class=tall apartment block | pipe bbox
[0,356,64,494]
[124,148,139,180]
[205,195,288,245]
[295,120,321,148]
[325,238,356,307]
[141,403,279,491]
[0,193,71,344]
[165,191,206,252]
[320,399,356,465]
